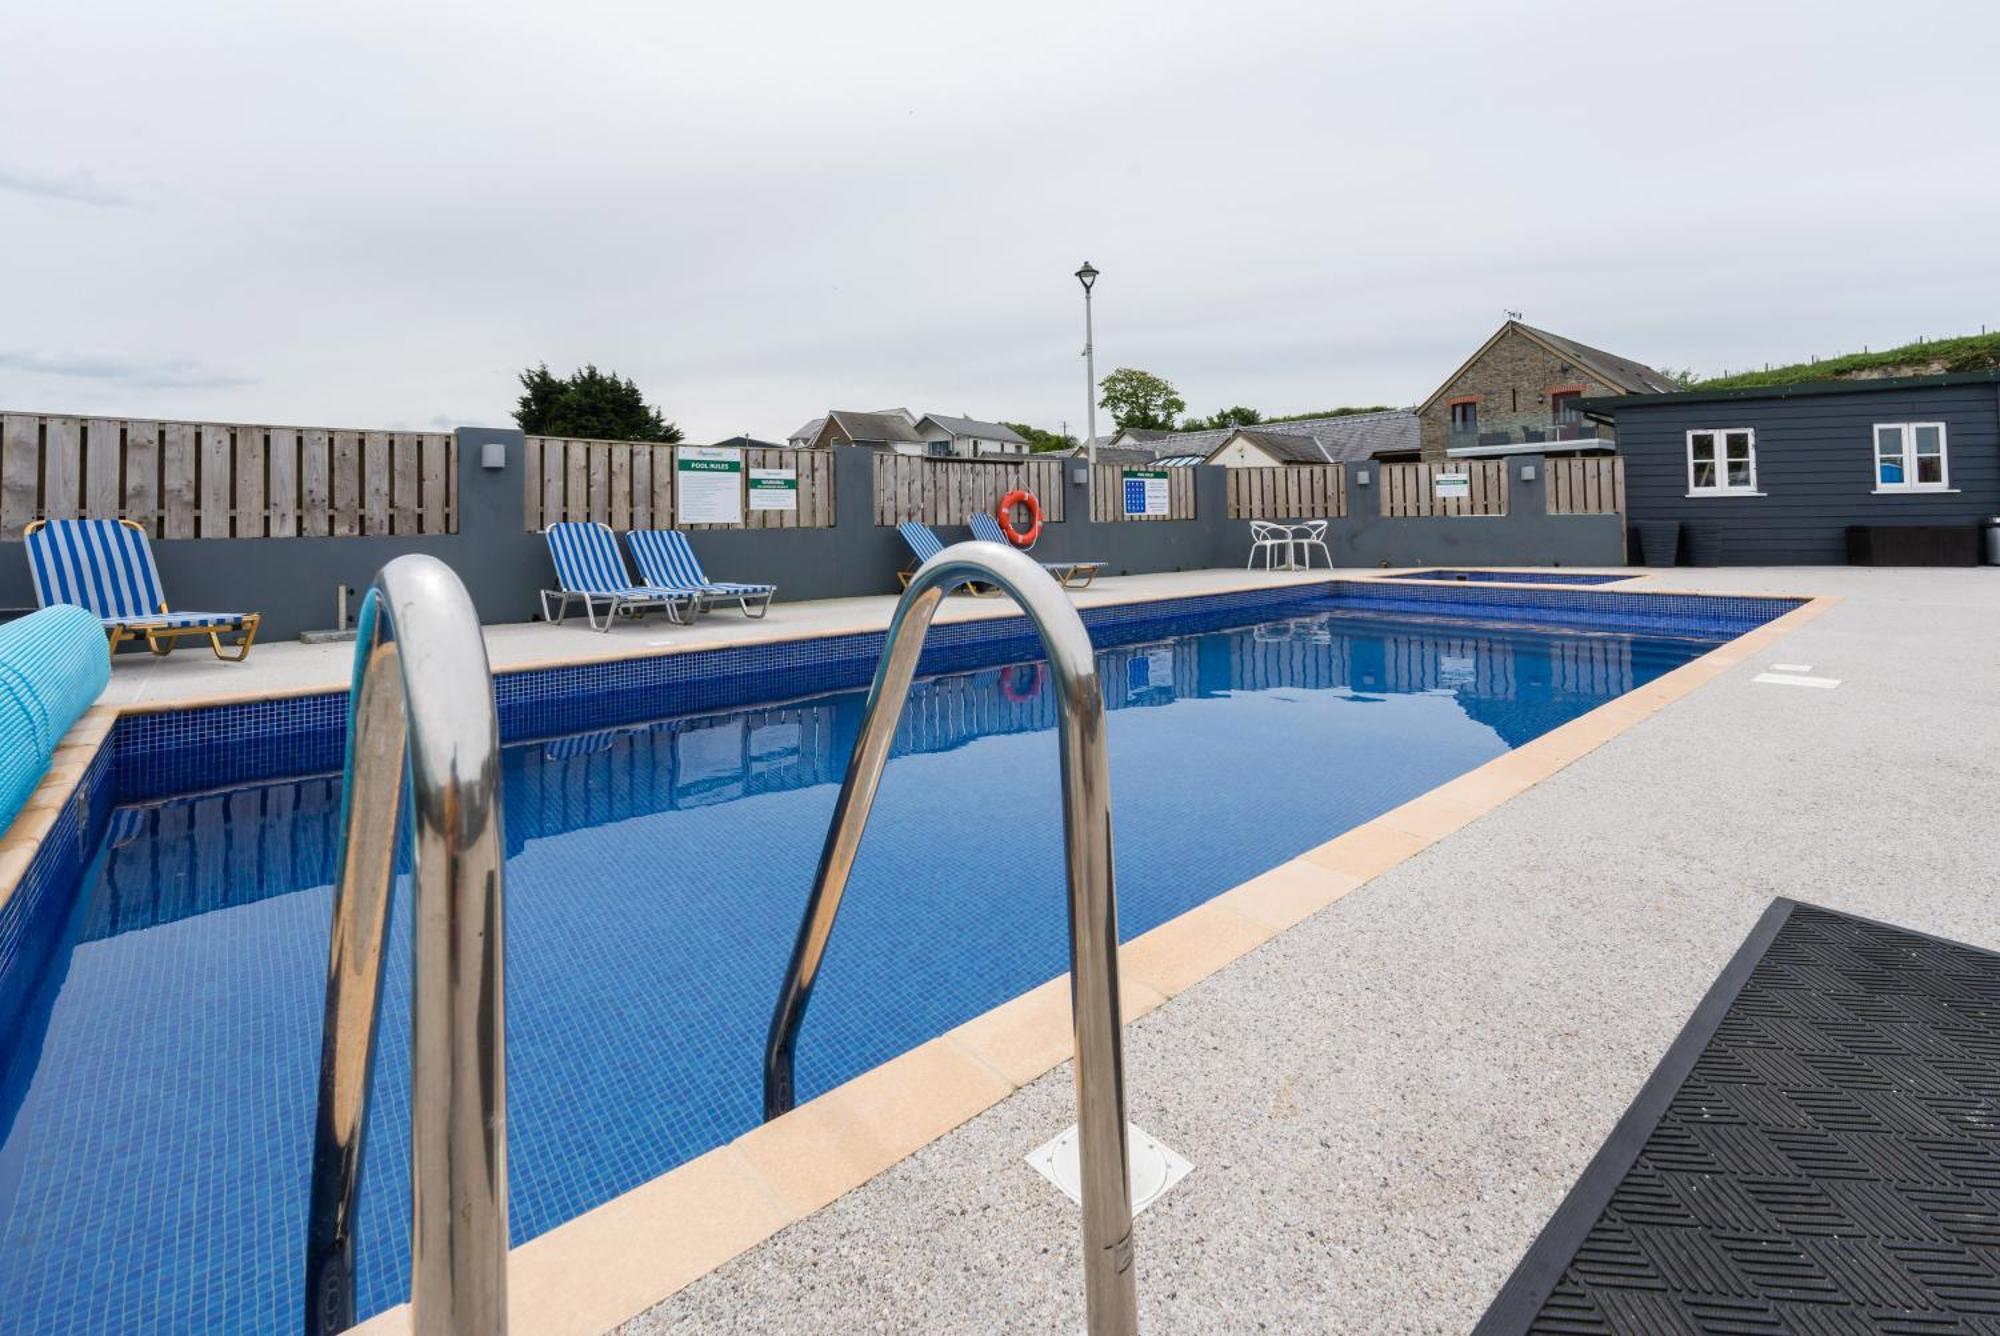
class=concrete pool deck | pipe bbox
[598,565,2000,1334]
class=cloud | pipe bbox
[0,165,137,208]
[0,351,254,390]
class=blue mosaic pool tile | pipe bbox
[0,741,112,1053]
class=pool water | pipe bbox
[0,600,1724,1332]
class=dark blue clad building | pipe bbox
[1581,371,2000,564]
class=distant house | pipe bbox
[914,414,1030,458]
[711,434,784,450]
[1416,321,1680,462]
[789,408,1028,457]
[1074,410,1419,468]
[1202,412,1421,467]
[800,409,927,453]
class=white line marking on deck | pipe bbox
[1771,663,1813,673]
[1753,673,1842,689]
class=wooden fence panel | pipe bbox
[268,428,298,536]
[1545,457,1625,514]
[609,444,632,532]
[390,433,418,534]
[1377,460,1509,518]
[331,430,361,536]
[420,434,448,534]
[301,429,331,536]
[163,423,198,538]
[44,417,81,521]
[1,415,37,537]
[362,432,391,535]
[125,421,159,532]
[871,453,1063,526]
[237,426,268,537]
[85,419,122,520]
[1225,464,1348,520]
[199,424,232,535]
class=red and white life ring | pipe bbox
[1000,660,1044,702]
[997,490,1042,547]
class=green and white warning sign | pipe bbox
[676,446,744,524]
[748,467,798,512]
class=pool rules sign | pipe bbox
[1123,468,1170,517]
[677,446,744,524]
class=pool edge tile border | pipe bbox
[0,705,118,912]
[338,589,1838,1336]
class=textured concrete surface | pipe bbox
[621,566,2000,1334]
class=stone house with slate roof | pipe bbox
[1415,320,1680,462]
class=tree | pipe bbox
[513,363,684,442]
[1182,405,1262,432]
[1001,421,1078,453]
[1096,367,1186,433]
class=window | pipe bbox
[1873,422,1950,492]
[1686,429,1758,495]
[1550,391,1580,425]
[1450,401,1477,432]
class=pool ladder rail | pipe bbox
[765,540,1141,1336]
[303,555,510,1336]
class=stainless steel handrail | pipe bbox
[304,555,510,1336]
[763,540,1138,1335]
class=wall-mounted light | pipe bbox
[1355,470,1371,487]
[1071,464,1088,485]
[1519,463,1536,482]
[480,441,507,470]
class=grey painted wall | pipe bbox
[0,436,1623,641]
[1613,381,2000,564]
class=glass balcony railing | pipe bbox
[1446,421,1609,452]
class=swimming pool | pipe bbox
[0,582,1794,1332]
[1395,569,1637,586]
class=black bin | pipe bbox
[1637,520,1682,568]
[1684,520,1724,566]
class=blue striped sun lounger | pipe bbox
[624,529,775,619]
[541,522,703,632]
[966,511,1103,589]
[897,521,1001,596]
[24,518,262,660]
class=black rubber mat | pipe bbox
[1477,898,2000,1334]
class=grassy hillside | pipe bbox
[1695,332,2000,390]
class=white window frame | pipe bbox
[1685,428,1761,497]
[1871,421,1954,493]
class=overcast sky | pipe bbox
[5,0,1997,441]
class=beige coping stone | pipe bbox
[733,1035,1013,1219]
[1211,857,1364,933]
[948,972,1168,1089]
[1375,793,1489,843]
[1301,821,1432,882]
[1118,900,1274,998]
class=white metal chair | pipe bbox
[1247,521,1295,570]
[1291,520,1332,569]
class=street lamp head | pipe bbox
[1074,260,1099,293]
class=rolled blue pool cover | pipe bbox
[0,605,110,834]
